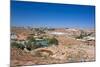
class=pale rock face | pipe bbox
[50,32,66,35]
[24,48,30,52]
[39,52,50,57]
[51,52,67,60]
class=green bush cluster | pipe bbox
[11,36,59,50]
[47,37,58,46]
[11,42,25,50]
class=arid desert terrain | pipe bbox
[10,27,95,66]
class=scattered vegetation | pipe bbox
[11,36,59,51]
[11,42,25,50]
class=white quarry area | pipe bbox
[49,28,79,36]
[65,28,78,31]
[50,32,66,35]
[83,36,95,40]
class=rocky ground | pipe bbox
[11,28,95,66]
[11,38,95,67]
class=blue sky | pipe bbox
[11,1,95,28]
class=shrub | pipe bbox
[75,34,84,39]
[11,42,25,50]
[48,37,58,46]
[25,41,35,51]
[27,36,35,42]
[25,41,43,50]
